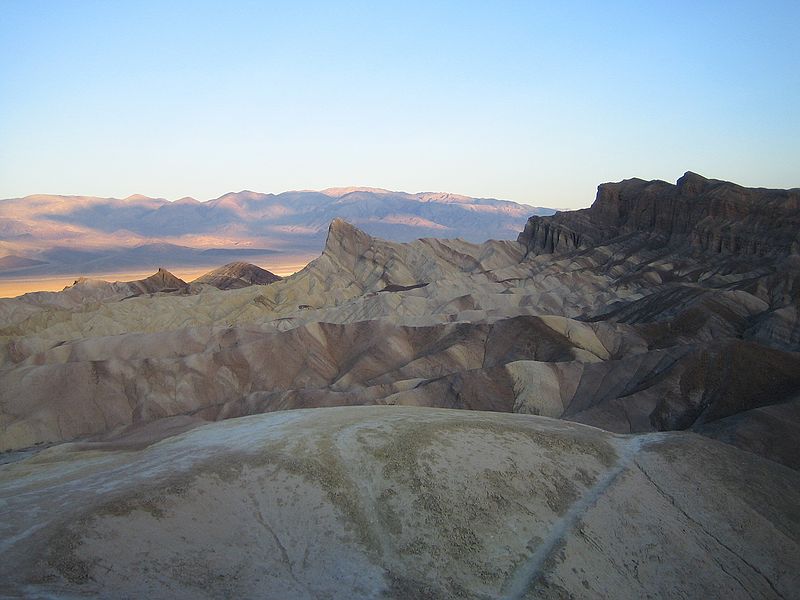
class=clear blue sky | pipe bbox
[1,1,798,208]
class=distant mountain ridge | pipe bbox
[0,188,553,278]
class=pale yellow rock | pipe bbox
[506,361,565,417]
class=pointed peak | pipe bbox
[678,171,709,184]
[324,219,374,258]
[328,217,360,234]
[676,171,710,196]
[191,262,281,290]
[144,268,187,286]
[116,268,189,295]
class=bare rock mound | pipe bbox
[192,262,282,290]
[126,267,189,295]
[1,407,797,599]
[64,267,189,299]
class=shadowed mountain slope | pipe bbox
[2,173,799,600]
[1,173,798,457]
[518,171,800,256]
[0,188,552,277]
[192,262,282,290]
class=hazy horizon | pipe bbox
[1,185,570,208]
[1,1,798,209]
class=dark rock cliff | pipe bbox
[519,172,800,257]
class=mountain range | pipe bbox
[0,187,553,278]
[1,172,798,599]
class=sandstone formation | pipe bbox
[1,172,799,599]
[191,262,282,290]
[0,263,279,339]
[1,174,799,454]
[518,171,800,256]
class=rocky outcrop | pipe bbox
[124,267,188,295]
[0,268,190,329]
[519,171,800,257]
[1,173,799,456]
[191,262,281,290]
[65,267,188,298]
[2,173,800,600]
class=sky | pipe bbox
[0,1,798,209]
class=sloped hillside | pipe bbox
[1,407,797,599]
[1,173,798,460]
[0,187,552,277]
[1,172,799,599]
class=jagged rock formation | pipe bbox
[1,174,799,454]
[0,268,190,335]
[0,264,281,337]
[518,171,800,256]
[1,172,799,599]
[7,267,182,314]
[1,407,798,599]
[192,262,282,290]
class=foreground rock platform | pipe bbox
[1,406,797,599]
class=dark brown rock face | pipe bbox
[192,262,281,290]
[519,172,800,257]
[129,267,188,294]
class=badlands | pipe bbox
[0,172,799,598]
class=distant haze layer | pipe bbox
[0,187,552,292]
